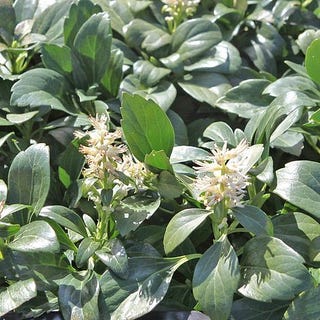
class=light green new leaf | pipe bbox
[59,272,102,320]
[39,205,88,237]
[7,144,50,215]
[284,286,320,320]
[9,220,60,253]
[74,12,112,84]
[170,146,211,164]
[274,161,320,219]
[193,235,240,320]
[0,278,37,317]
[144,150,172,172]
[232,205,273,236]
[239,236,313,302]
[164,208,211,254]
[305,38,320,85]
[121,93,175,162]
[10,69,76,114]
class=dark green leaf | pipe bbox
[231,298,288,320]
[310,236,320,262]
[239,236,313,302]
[193,235,240,320]
[9,220,60,253]
[41,44,73,76]
[113,191,160,236]
[74,12,112,84]
[96,239,128,279]
[164,208,211,254]
[59,272,102,320]
[171,18,222,61]
[273,212,320,262]
[274,161,320,219]
[76,238,100,268]
[283,286,320,319]
[39,205,88,237]
[7,144,50,215]
[232,205,273,236]
[0,278,37,317]
[0,0,15,44]
[121,93,175,162]
[64,0,101,47]
[155,171,184,200]
[10,69,76,114]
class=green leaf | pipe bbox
[164,208,211,254]
[7,144,50,215]
[76,238,100,268]
[231,298,288,320]
[59,272,102,320]
[0,278,37,317]
[238,236,313,302]
[108,256,192,320]
[133,60,171,87]
[74,12,112,84]
[232,205,273,236]
[310,236,320,262]
[41,44,73,76]
[305,38,320,85]
[9,220,60,253]
[0,179,7,202]
[170,146,211,164]
[113,191,161,236]
[64,0,101,48]
[273,161,320,219]
[171,18,222,61]
[121,93,175,162]
[10,69,76,114]
[100,49,123,97]
[39,205,88,237]
[193,235,240,320]
[0,222,20,238]
[203,121,236,146]
[272,212,320,262]
[155,171,184,200]
[216,79,272,118]
[144,150,172,172]
[96,239,128,279]
[283,286,320,319]
[6,111,39,124]
[0,0,15,45]
[178,72,230,106]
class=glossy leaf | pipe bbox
[0,222,20,238]
[113,191,161,236]
[7,144,50,215]
[232,205,273,236]
[274,161,320,219]
[59,272,102,320]
[0,278,37,317]
[39,205,88,237]
[171,18,222,61]
[74,12,112,84]
[9,220,60,253]
[76,238,100,268]
[121,93,175,162]
[170,146,211,164]
[10,69,75,114]
[164,208,211,254]
[272,212,320,262]
[0,0,15,45]
[6,111,39,124]
[193,235,240,320]
[239,236,313,302]
[203,121,236,146]
[96,239,128,279]
[144,150,172,172]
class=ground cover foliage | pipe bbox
[0,0,320,319]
